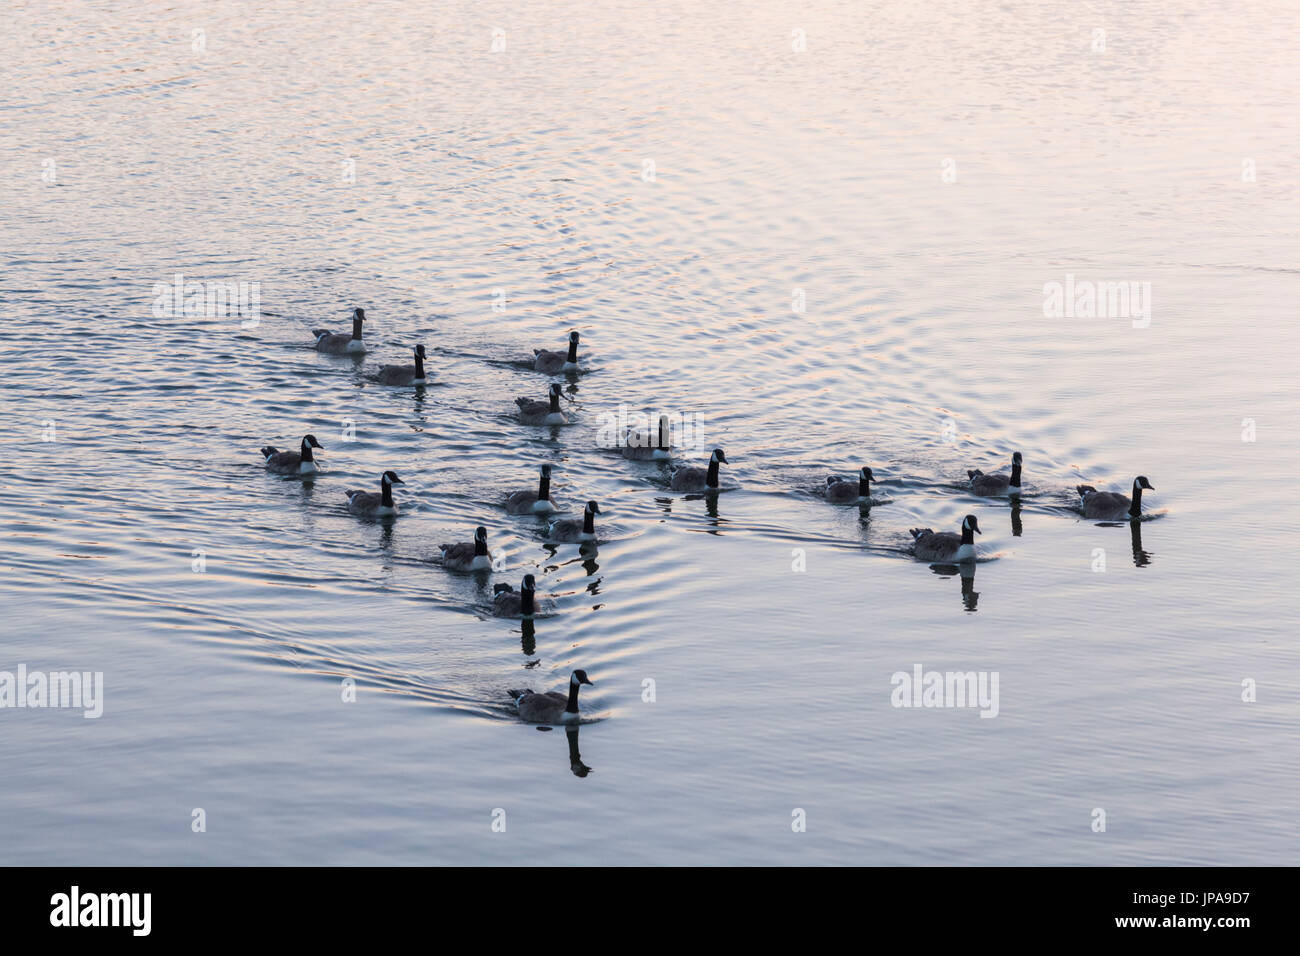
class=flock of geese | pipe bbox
[262,307,1159,725]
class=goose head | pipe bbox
[381,470,404,486]
[711,448,728,464]
[571,669,593,686]
[354,308,366,322]
[474,526,488,543]
[1011,452,1023,465]
[963,514,982,534]
[521,573,536,593]
[568,330,580,345]
[540,464,552,477]
[549,383,564,398]
[414,344,426,359]
[301,434,324,451]
[860,466,874,480]
[584,500,602,515]
[1134,475,1154,491]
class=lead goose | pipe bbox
[968,452,1023,496]
[622,415,672,460]
[506,464,559,514]
[823,466,880,504]
[1077,476,1154,520]
[511,669,593,723]
[534,331,581,374]
[515,383,568,425]
[670,448,728,492]
[345,470,404,517]
[439,526,493,571]
[492,574,550,618]
[910,514,981,562]
[262,434,323,475]
[547,500,600,543]
[313,307,367,354]
[375,344,428,385]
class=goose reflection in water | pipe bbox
[1130,518,1152,567]
[929,563,981,612]
[1010,498,1023,537]
[566,725,592,778]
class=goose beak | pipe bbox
[391,477,405,485]
[579,675,593,685]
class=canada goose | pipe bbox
[312,307,367,354]
[261,434,323,475]
[344,470,404,517]
[670,448,727,491]
[511,669,593,723]
[547,500,600,542]
[516,383,568,425]
[439,526,493,571]
[1077,476,1154,520]
[622,414,672,460]
[492,574,545,617]
[534,330,581,374]
[506,464,559,514]
[375,344,427,385]
[824,466,878,504]
[910,514,981,562]
[968,452,1023,496]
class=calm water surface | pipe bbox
[2,1,1298,864]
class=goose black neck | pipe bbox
[521,588,535,616]
[583,509,595,534]
[706,459,720,488]
[566,339,578,363]
[549,391,560,413]
[1129,485,1143,518]
[351,317,363,340]
[413,352,424,378]
[538,473,551,500]
[657,419,670,450]
[960,524,974,545]
[381,481,394,507]
[1010,462,1021,486]
[301,441,314,462]
[474,536,487,557]
[565,681,580,714]
[858,475,871,497]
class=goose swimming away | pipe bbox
[547,500,601,543]
[968,452,1023,496]
[506,464,559,514]
[1077,476,1154,520]
[823,466,879,504]
[670,448,728,492]
[261,434,323,475]
[312,307,367,354]
[511,669,593,723]
[344,470,404,517]
[515,383,568,425]
[492,573,546,617]
[375,344,428,385]
[622,414,673,460]
[910,514,981,562]
[534,330,581,374]
[439,526,493,571]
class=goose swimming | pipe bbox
[439,526,493,571]
[375,344,428,385]
[547,500,600,543]
[312,307,367,354]
[670,448,727,492]
[261,434,323,475]
[515,383,568,425]
[1077,476,1154,520]
[492,574,546,617]
[622,414,672,460]
[910,514,981,562]
[968,452,1022,496]
[511,669,593,723]
[506,464,559,514]
[534,331,581,374]
[344,470,404,517]
[823,466,878,504]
